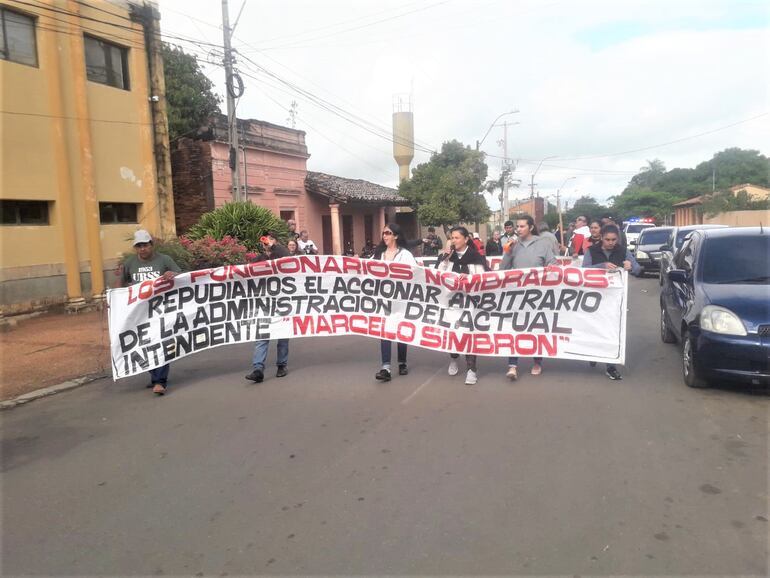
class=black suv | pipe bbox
[634,226,673,276]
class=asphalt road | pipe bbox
[2,276,768,576]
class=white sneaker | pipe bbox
[448,359,459,376]
[465,369,477,385]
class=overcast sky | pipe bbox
[159,0,769,209]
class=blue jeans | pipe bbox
[508,357,542,366]
[380,340,407,365]
[252,339,289,370]
[150,364,170,385]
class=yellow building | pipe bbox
[0,0,174,313]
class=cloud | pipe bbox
[160,0,769,206]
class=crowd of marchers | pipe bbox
[117,214,640,397]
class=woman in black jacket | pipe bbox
[436,226,488,385]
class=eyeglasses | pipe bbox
[382,231,394,236]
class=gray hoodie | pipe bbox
[500,235,556,270]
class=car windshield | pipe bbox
[638,229,670,244]
[675,230,695,248]
[626,224,654,234]
[702,236,770,284]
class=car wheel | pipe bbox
[660,307,676,343]
[682,332,709,388]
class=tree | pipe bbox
[399,140,490,233]
[162,43,221,141]
[628,158,666,190]
[609,188,680,222]
[564,195,608,224]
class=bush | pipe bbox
[153,237,193,271]
[186,202,289,252]
[180,235,257,269]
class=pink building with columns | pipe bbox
[172,114,413,254]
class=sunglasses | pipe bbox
[382,231,394,236]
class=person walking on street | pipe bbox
[538,222,561,255]
[246,232,291,383]
[485,231,503,256]
[500,220,516,250]
[117,230,181,396]
[500,215,557,380]
[436,226,488,385]
[582,219,603,254]
[582,223,641,380]
[373,223,418,381]
[421,226,441,256]
[570,215,591,257]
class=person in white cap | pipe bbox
[117,230,181,395]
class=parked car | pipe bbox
[658,224,728,285]
[660,227,770,388]
[624,221,656,251]
[634,226,674,276]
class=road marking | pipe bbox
[401,367,444,405]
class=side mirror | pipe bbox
[630,240,637,246]
[668,269,688,283]
[660,244,671,252]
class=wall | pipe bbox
[703,210,770,227]
[0,0,163,312]
[171,139,214,233]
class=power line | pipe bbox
[235,54,436,156]
[552,112,770,161]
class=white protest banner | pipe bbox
[107,256,628,380]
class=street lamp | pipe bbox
[529,155,557,199]
[556,176,576,247]
[476,110,519,151]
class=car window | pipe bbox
[638,229,670,244]
[675,230,693,248]
[674,237,696,272]
[702,235,770,284]
[626,224,654,234]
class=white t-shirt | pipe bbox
[297,238,318,253]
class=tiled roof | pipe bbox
[673,196,703,207]
[305,171,408,205]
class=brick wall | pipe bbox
[171,138,214,234]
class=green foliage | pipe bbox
[399,140,490,232]
[162,43,221,141]
[154,237,193,271]
[564,196,609,223]
[619,148,770,200]
[610,188,681,222]
[702,189,770,217]
[186,202,289,252]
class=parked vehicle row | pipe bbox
[659,227,770,388]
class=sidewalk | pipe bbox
[0,310,111,401]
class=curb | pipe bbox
[0,372,109,410]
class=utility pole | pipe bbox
[222,0,241,201]
[501,121,509,223]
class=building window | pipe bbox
[99,202,138,224]
[0,8,38,67]
[84,34,129,90]
[1,200,49,225]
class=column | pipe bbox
[67,0,104,297]
[330,203,342,255]
[46,19,82,303]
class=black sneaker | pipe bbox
[398,363,408,376]
[245,369,264,383]
[375,369,391,381]
[276,366,288,378]
[606,366,623,380]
